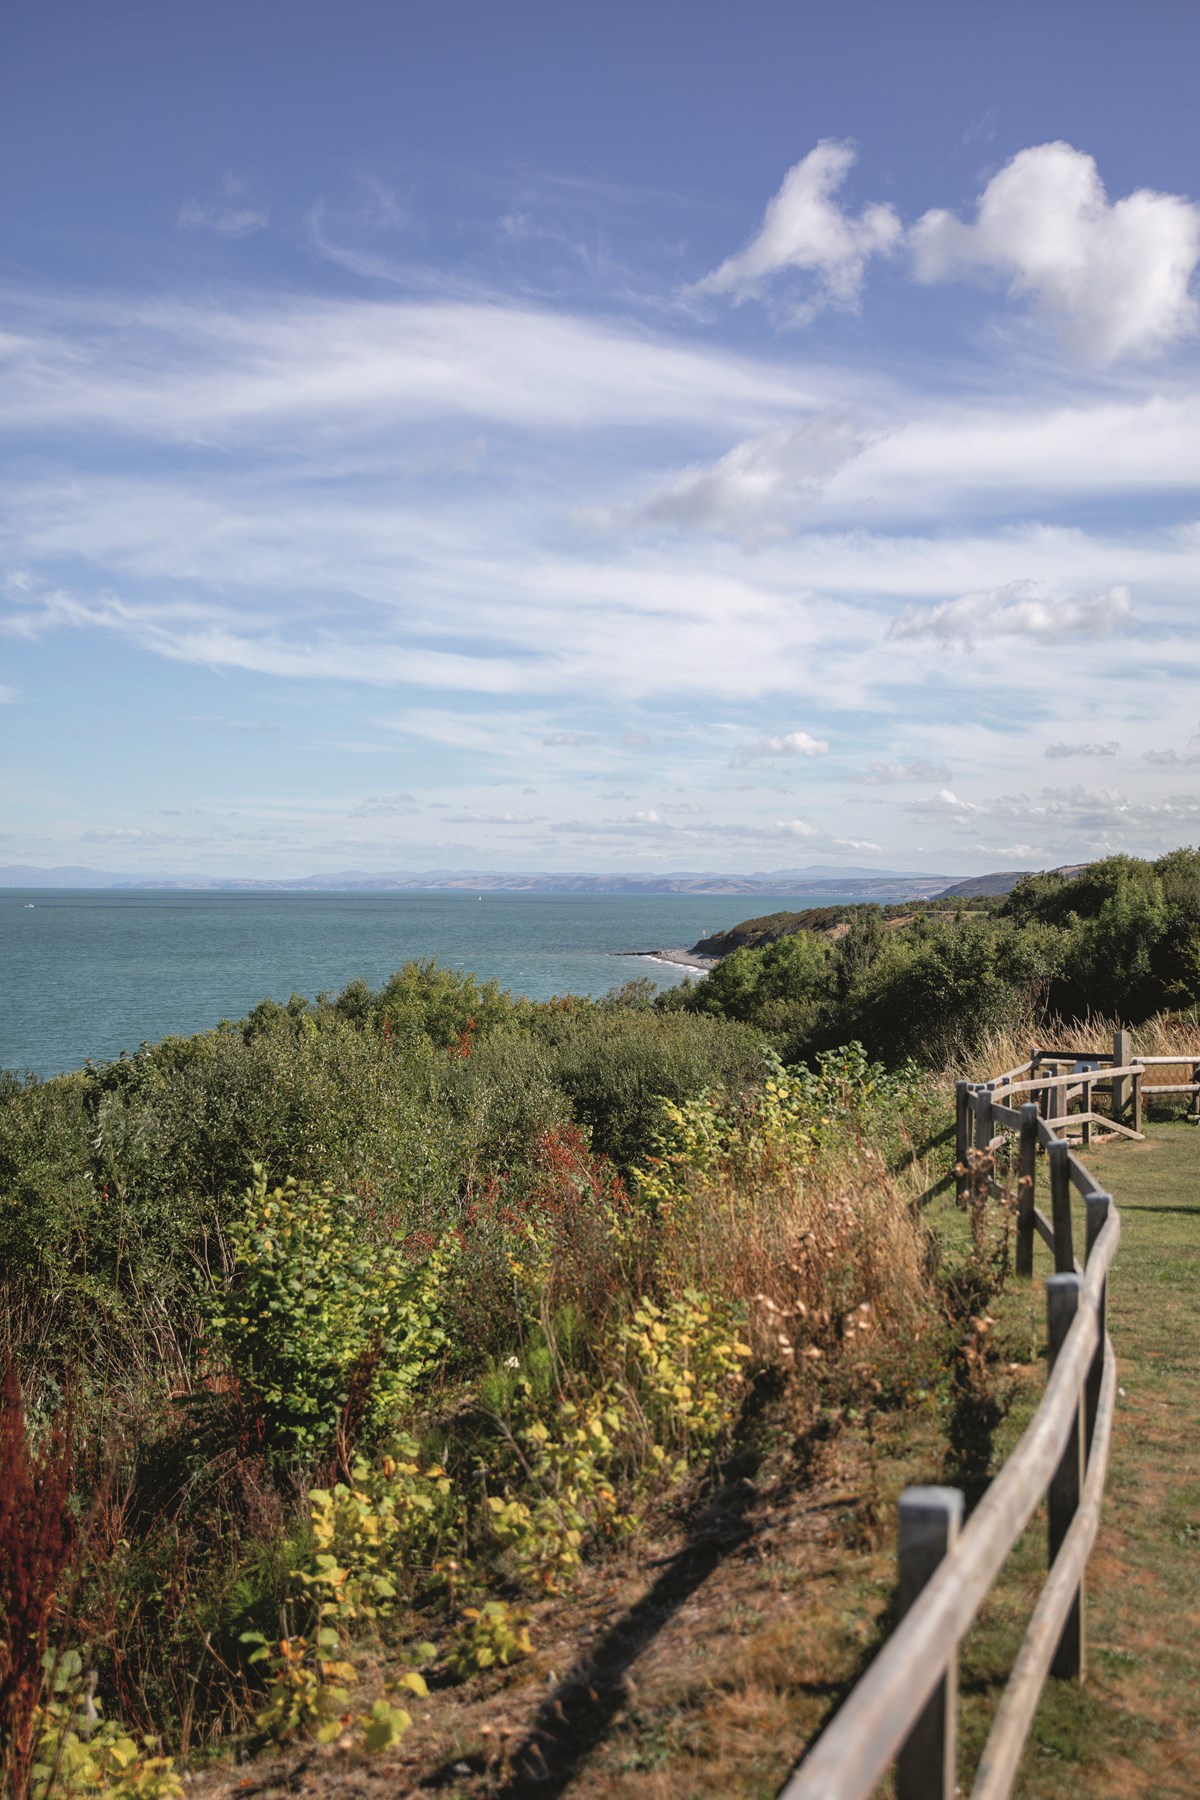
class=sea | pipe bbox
[0,888,865,1080]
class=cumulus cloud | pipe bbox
[729,730,830,768]
[609,413,868,536]
[856,759,952,784]
[178,171,269,237]
[911,143,1200,362]
[1044,741,1119,759]
[1143,749,1200,766]
[890,580,1132,646]
[693,140,900,317]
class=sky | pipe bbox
[2,0,1200,880]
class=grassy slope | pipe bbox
[956,1122,1200,1800]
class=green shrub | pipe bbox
[203,1169,452,1461]
[532,1007,764,1170]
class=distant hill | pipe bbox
[1,863,958,898]
[937,863,1090,899]
[937,869,1032,899]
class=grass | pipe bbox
[946,1120,1200,1799]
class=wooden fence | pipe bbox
[775,1030,1197,1800]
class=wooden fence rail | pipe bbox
[774,1030,1156,1800]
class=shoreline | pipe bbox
[620,947,716,976]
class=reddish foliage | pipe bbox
[447,1015,479,1059]
[0,1364,76,1799]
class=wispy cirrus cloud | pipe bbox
[855,760,953,784]
[178,170,269,236]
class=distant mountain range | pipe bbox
[0,861,977,898]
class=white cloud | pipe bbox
[890,580,1132,646]
[730,730,830,768]
[911,143,1200,362]
[694,140,900,317]
[856,759,953,784]
[607,413,868,535]
[0,290,827,441]
[1044,741,1119,759]
[178,171,269,237]
[975,842,1038,860]
[1143,748,1200,766]
[353,793,420,815]
[905,789,983,817]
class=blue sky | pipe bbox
[3,0,1200,878]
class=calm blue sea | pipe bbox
[0,889,862,1079]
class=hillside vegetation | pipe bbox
[3,965,959,1798]
[4,847,1200,1796]
[671,851,1200,1066]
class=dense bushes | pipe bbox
[0,952,958,1782]
[669,851,1200,1066]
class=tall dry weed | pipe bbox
[661,1147,934,1380]
[959,1009,1200,1083]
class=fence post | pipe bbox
[1046,1273,1086,1680]
[974,1081,994,1153]
[1132,1064,1144,1134]
[1112,1028,1131,1124]
[1048,1140,1075,1273]
[1016,1102,1038,1277]
[955,1081,971,1206]
[1084,1192,1111,1456]
[1191,1061,1200,1122]
[1080,1075,1092,1148]
[896,1487,964,1800]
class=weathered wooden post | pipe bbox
[1046,1273,1086,1680]
[1016,1102,1038,1277]
[896,1486,964,1800]
[1132,1063,1144,1134]
[1191,1061,1200,1122]
[974,1081,994,1153]
[1111,1028,1132,1125]
[1048,1140,1075,1273]
[955,1080,971,1206]
[1080,1074,1092,1148]
[1084,1192,1111,1455]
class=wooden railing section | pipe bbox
[774,1029,1199,1800]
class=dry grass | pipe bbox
[662,1145,937,1384]
[966,1010,1200,1084]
